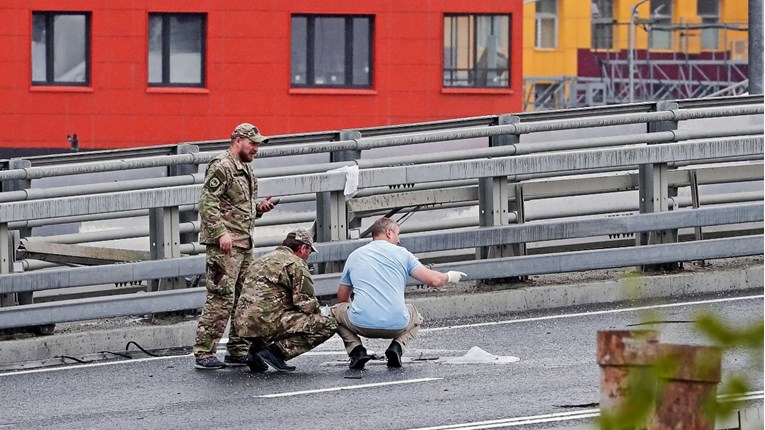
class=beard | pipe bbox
[239,147,257,162]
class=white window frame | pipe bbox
[535,0,558,49]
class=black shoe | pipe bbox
[385,340,403,368]
[257,345,296,372]
[223,354,249,367]
[348,345,372,370]
[245,345,269,373]
[194,356,227,370]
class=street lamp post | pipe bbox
[628,0,649,103]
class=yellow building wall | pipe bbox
[720,0,750,57]
[523,1,591,78]
[524,0,750,79]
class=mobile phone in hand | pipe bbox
[271,197,281,206]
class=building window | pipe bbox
[591,0,614,49]
[535,0,558,49]
[31,12,90,86]
[698,0,719,50]
[649,0,672,50]
[148,13,206,87]
[291,15,373,88]
[443,14,510,88]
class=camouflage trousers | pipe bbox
[244,311,337,360]
[192,246,253,358]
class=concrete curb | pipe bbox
[1,264,762,371]
[409,265,764,320]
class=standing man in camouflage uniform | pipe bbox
[234,228,337,372]
[193,123,277,370]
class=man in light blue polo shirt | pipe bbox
[331,217,467,369]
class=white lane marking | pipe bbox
[407,409,600,430]
[422,294,764,333]
[256,377,442,398]
[0,353,194,376]
[2,294,760,376]
[719,390,764,399]
[719,390,765,402]
[0,349,349,377]
[296,350,345,356]
[406,391,765,430]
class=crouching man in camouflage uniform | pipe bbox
[234,229,337,372]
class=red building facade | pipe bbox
[0,1,522,156]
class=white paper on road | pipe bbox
[437,346,520,364]
[320,346,519,366]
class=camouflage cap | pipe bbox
[289,228,318,253]
[231,123,269,144]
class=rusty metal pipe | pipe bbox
[648,343,722,430]
[597,330,660,418]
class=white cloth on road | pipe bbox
[438,346,520,364]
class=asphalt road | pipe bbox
[1,291,762,430]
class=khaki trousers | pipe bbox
[330,302,423,355]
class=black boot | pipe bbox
[385,340,403,368]
[348,345,372,370]
[257,344,296,372]
[245,343,268,373]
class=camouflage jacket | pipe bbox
[198,149,262,248]
[238,246,320,318]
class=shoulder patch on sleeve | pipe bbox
[205,169,227,192]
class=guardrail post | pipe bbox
[479,115,525,282]
[316,130,359,273]
[7,159,31,306]
[638,101,681,271]
[648,344,722,430]
[0,222,11,307]
[332,130,362,165]
[688,169,706,266]
[0,159,55,335]
[169,144,200,247]
[597,330,659,421]
[148,206,184,292]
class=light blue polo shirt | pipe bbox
[340,240,422,330]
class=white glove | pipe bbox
[445,271,467,284]
[319,305,332,317]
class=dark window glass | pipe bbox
[697,0,720,50]
[443,14,511,88]
[148,13,206,87]
[291,15,373,88]
[591,0,614,49]
[31,12,90,86]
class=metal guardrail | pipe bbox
[1,137,762,223]
[1,203,760,296]
[0,95,762,330]
[2,94,762,170]
[3,238,764,330]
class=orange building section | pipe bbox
[0,1,523,155]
